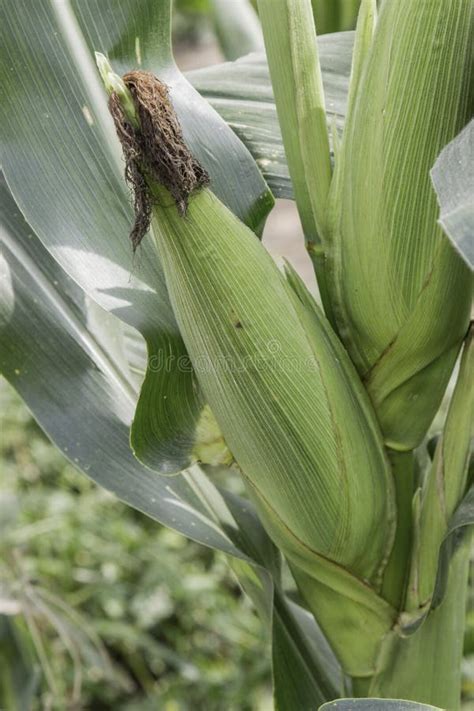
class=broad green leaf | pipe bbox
[0,180,342,708]
[320,701,443,710]
[431,119,474,270]
[189,31,354,199]
[211,0,264,61]
[0,0,273,475]
[0,178,242,558]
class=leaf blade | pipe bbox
[431,118,474,270]
[188,32,354,199]
[0,0,273,474]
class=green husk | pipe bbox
[151,184,394,581]
[97,53,397,677]
[150,185,397,675]
[327,0,473,451]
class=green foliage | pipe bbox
[0,381,271,710]
[0,0,473,708]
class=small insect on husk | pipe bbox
[107,70,209,250]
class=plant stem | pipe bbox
[258,0,333,317]
[381,450,416,609]
[369,540,471,708]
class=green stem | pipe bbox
[258,0,333,317]
[369,540,471,708]
[381,450,416,609]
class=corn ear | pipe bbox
[327,0,473,451]
[151,186,398,674]
[150,186,394,578]
[99,57,396,678]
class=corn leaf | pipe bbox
[0,178,242,557]
[0,0,274,474]
[431,484,474,610]
[369,542,470,707]
[431,119,474,270]
[188,31,353,198]
[272,593,346,708]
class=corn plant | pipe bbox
[0,0,472,708]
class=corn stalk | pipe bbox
[1,0,473,707]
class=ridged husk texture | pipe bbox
[327,0,473,451]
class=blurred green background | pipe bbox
[1,375,471,709]
[2,380,471,710]
[0,379,272,710]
